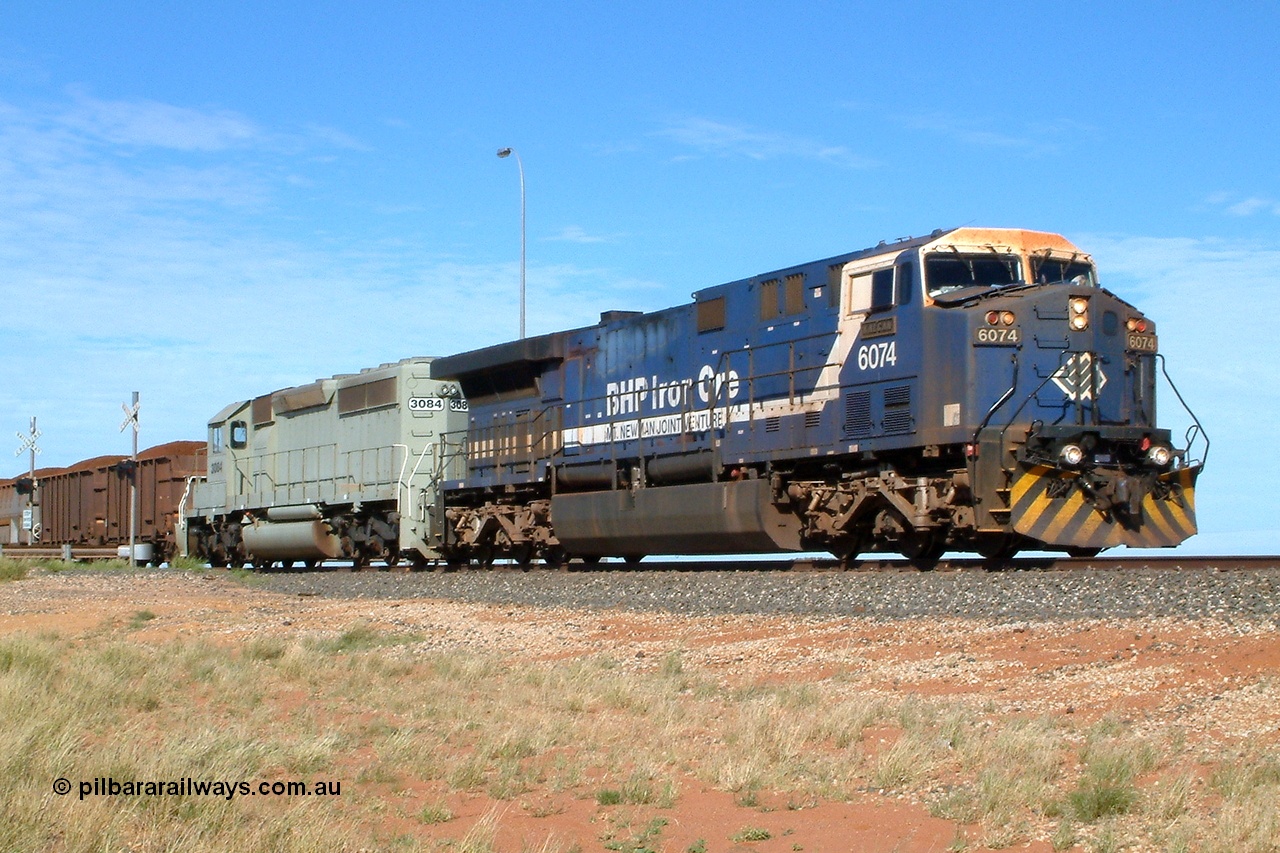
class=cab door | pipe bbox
[840,257,917,443]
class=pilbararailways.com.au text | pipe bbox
[54,776,342,801]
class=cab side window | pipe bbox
[870,269,894,312]
[897,262,914,305]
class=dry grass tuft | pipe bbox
[2,616,1278,852]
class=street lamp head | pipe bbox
[496,147,512,158]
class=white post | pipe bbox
[121,393,140,565]
[14,417,40,546]
[27,416,35,546]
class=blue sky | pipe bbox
[1,2,1276,554]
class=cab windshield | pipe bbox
[1032,256,1096,285]
[925,253,1023,298]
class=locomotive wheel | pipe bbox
[511,544,534,570]
[900,532,944,568]
[976,534,1021,561]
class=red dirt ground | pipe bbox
[4,570,1278,852]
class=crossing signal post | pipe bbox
[120,393,140,565]
[14,418,40,545]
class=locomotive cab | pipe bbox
[910,230,1203,556]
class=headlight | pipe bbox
[1147,445,1172,466]
[1069,297,1089,331]
[1060,444,1085,466]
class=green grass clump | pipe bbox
[731,826,772,842]
[0,558,28,582]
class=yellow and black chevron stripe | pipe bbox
[1010,465,1199,549]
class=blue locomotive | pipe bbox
[431,227,1204,565]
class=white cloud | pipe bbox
[0,93,665,470]
[898,112,1090,157]
[60,90,262,151]
[545,225,614,244]
[1204,191,1280,217]
[653,117,876,168]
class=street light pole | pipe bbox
[496,147,526,339]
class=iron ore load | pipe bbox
[429,227,1204,566]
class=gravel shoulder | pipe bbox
[6,566,1280,735]
[5,566,1280,852]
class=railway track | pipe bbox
[2,543,1275,574]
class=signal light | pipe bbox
[15,477,34,496]
[116,460,138,480]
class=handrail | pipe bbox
[451,328,849,481]
[971,350,1021,449]
[1156,353,1209,467]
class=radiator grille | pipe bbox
[883,384,913,434]
[843,391,872,437]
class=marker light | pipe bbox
[1060,444,1086,466]
[1126,317,1148,333]
[986,311,1000,325]
[1001,311,1016,326]
[1147,445,1173,467]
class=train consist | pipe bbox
[5,227,1205,567]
